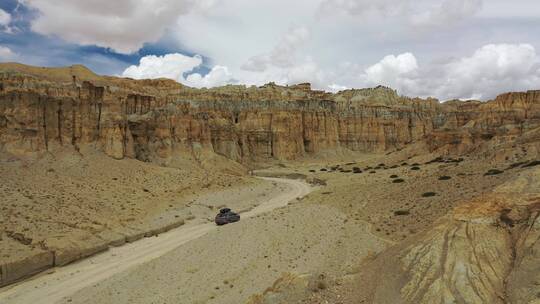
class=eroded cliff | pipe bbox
[2,63,538,164]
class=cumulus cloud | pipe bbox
[0,46,17,61]
[122,43,539,100]
[122,53,235,88]
[362,44,540,100]
[364,53,418,86]
[20,0,217,53]
[435,43,540,99]
[0,8,13,33]
[185,65,234,88]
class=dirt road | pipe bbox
[0,177,312,304]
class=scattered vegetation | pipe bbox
[484,169,504,176]
[507,161,527,169]
[394,210,410,216]
[307,177,327,186]
[523,160,540,168]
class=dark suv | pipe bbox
[215,208,241,225]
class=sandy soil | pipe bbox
[2,150,527,304]
[0,148,258,283]
[0,177,311,304]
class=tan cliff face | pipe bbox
[1,63,539,163]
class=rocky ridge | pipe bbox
[344,165,540,304]
[1,63,539,164]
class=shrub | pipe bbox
[309,169,316,173]
[369,171,376,174]
[307,177,327,186]
[438,176,451,180]
[394,210,410,216]
[484,169,504,176]
[480,133,494,140]
[320,168,327,172]
[523,160,540,168]
[392,178,405,183]
[507,161,527,169]
[410,166,420,170]
[390,175,399,178]
[422,192,437,197]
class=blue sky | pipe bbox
[0,0,210,75]
[0,0,539,100]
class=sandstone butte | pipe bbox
[1,63,540,303]
[1,62,538,164]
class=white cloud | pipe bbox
[361,44,540,100]
[122,53,235,88]
[123,53,202,80]
[328,83,349,92]
[0,9,11,27]
[185,65,234,88]
[123,43,539,100]
[365,53,418,86]
[0,46,17,61]
[21,0,217,53]
[435,43,540,99]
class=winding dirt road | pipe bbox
[0,177,312,304]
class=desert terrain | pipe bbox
[0,63,539,303]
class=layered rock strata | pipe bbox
[1,63,539,163]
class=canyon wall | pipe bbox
[1,63,540,163]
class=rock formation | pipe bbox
[1,63,539,164]
[352,166,540,304]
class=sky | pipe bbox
[0,0,539,100]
